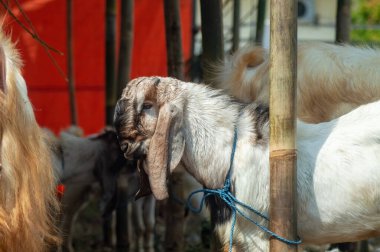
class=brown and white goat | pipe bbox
[0,32,59,251]
[114,77,380,252]
[215,42,380,123]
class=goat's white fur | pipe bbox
[116,77,380,252]
[215,42,380,123]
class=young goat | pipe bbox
[47,128,125,252]
[114,77,380,252]
[0,32,59,251]
[215,43,380,123]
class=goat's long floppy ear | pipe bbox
[145,102,185,200]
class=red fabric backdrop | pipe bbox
[1,0,192,135]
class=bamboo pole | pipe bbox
[189,0,199,81]
[231,0,240,52]
[163,0,185,251]
[117,0,134,97]
[200,0,224,86]
[66,0,78,125]
[105,0,117,125]
[336,0,351,44]
[115,1,134,251]
[199,1,224,250]
[164,0,184,79]
[269,0,298,252]
[255,0,266,44]
[103,0,117,247]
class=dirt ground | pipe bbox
[71,194,211,252]
[70,194,380,252]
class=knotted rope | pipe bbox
[187,127,301,252]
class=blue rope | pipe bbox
[186,127,302,252]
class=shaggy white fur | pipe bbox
[115,77,380,252]
[215,42,380,123]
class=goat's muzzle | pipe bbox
[120,140,147,161]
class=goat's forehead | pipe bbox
[124,79,159,102]
[122,76,181,105]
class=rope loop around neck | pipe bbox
[186,127,302,252]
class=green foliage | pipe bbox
[352,0,380,24]
[351,29,380,43]
[351,0,380,43]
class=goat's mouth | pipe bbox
[121,141,148,160]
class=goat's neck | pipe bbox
[180,83,242,189]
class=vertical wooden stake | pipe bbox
[199,1,224,250]
[255,0,266,45]
[336,0,351,44]
[117,0,134,97]
[163,0,185,251]
[67,0,78,125]
[269,0,298,252]
[199,0,224,87]
[115,1,134,251]
[231,0,240,53]
[105,0,117,125]
[164,0,184,80]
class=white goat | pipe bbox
[114,77,380,252]
[215,42,380,123]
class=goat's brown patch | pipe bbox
[143,82,158,104]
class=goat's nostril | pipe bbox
[120,143,129,153]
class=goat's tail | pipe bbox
[0,30,60,252]
[212,46,268,102]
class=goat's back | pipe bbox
[215,42,380,123]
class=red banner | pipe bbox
[2,0,192,134]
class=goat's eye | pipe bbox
[142,103,152,110]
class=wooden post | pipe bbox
[189,0,199,81]
[164,0,184,80]
[115,1,134,251]
[231,0,240,53]
[336,0,351,44]
[117,0,134,97]
[199,1,224,251]
[200,0,224,86]
[105,0,117,125]
[269,0,298,252]
[163,0,185,251]
[103,0,117,247]
[66,0,78,125]
[255,0,266,44]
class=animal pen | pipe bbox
[1,0,378,252]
